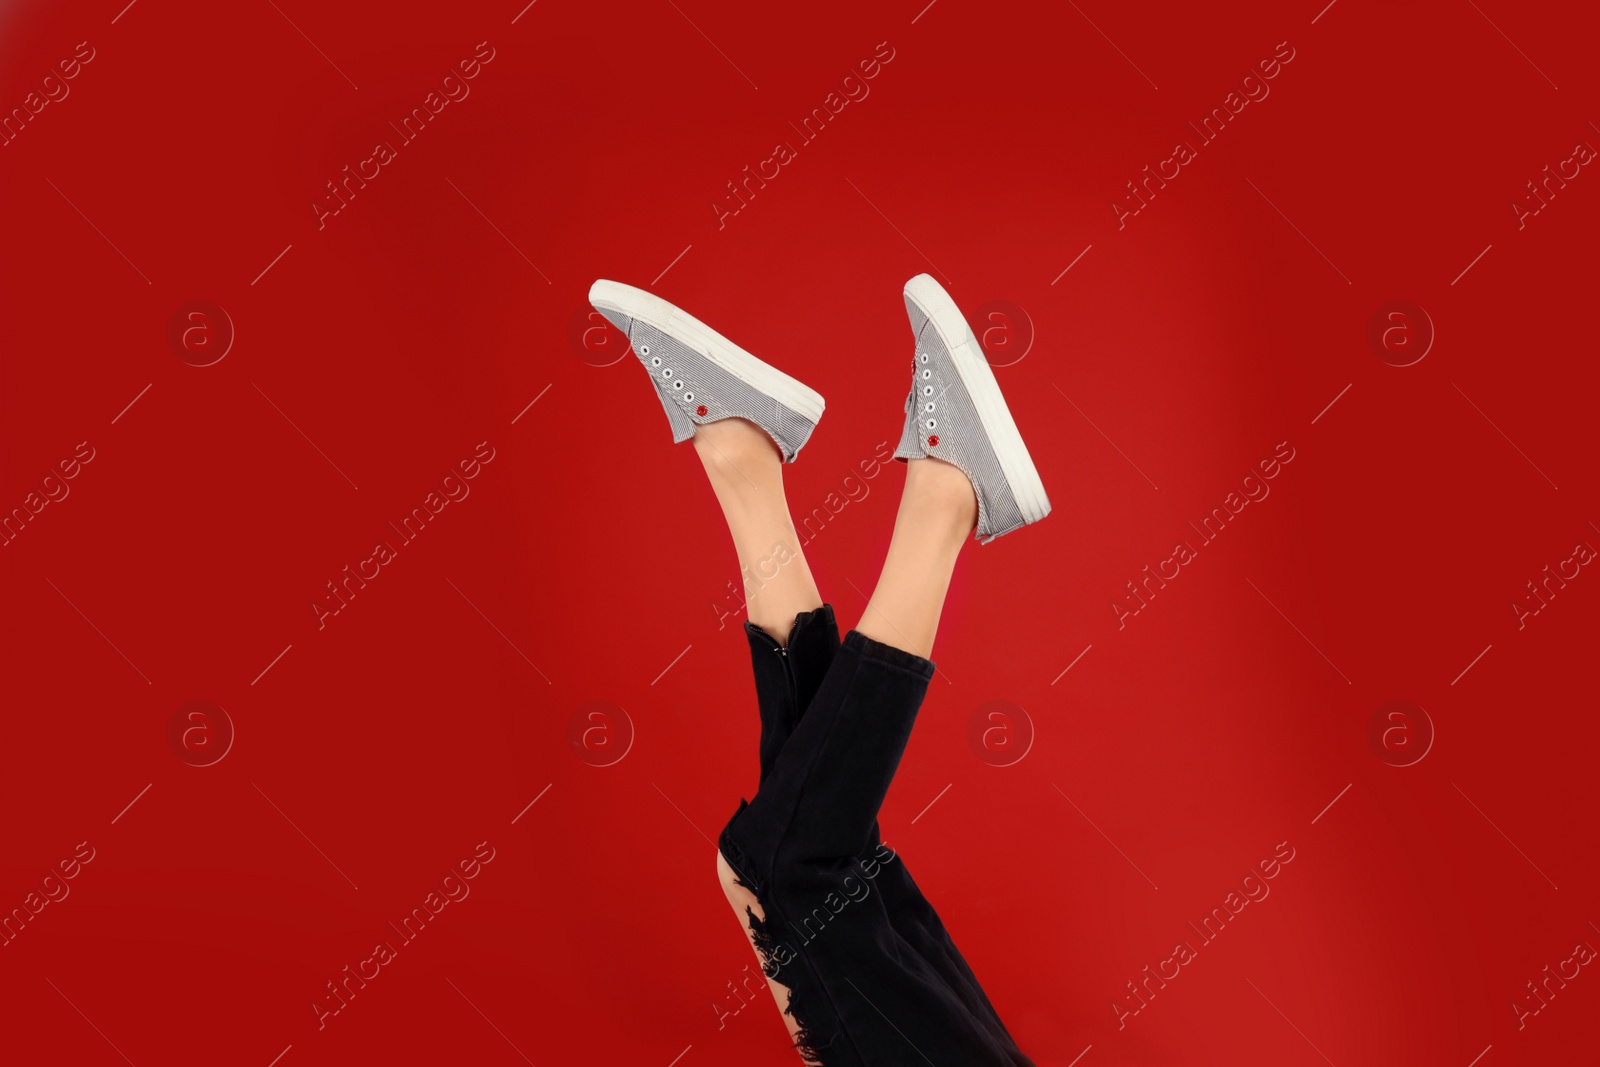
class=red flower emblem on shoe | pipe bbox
[696,405,708,416]
[927,434,939,447]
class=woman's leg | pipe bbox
[690,416,823,644]
[693,414,832,1051]
[854,455,978,659]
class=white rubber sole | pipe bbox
[588,279,826,425]
[903,273,1051,526]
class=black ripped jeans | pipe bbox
[717,604,1036,1067]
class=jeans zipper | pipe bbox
[776,640,797,709]
[771,614,803,710]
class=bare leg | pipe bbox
[692,417,822,645]
[697,417,823,1056]
[855,457,978,660]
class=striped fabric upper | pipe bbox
[892,297,1028,543]
[592,309,819,463]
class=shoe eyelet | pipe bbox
[684,392,694,402]
[922,385,933,396]
[926,418,936,429]
[673,380,684,390]
[641,345,651,357]
[918,352,928,364]
[661,367,673,378]
[696,404,708,416]
[928,434,939,447]
[925,402,935,412]
[649,355,661,366]
[921,368,931,380]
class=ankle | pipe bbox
[905,457,978,534]
[694,417,782,470]
[693,420,783,491]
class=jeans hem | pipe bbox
[842,628,936,682]
[745,603,838,648]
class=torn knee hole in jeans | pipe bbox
[724,858,832,1065]
[741,897,832,1066]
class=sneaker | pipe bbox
[588,280,825,462]
[893,274,1051,543]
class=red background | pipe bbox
[3,0,1597,1064]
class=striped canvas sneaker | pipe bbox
[893,274,1051,543]
[588,280,826,463]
